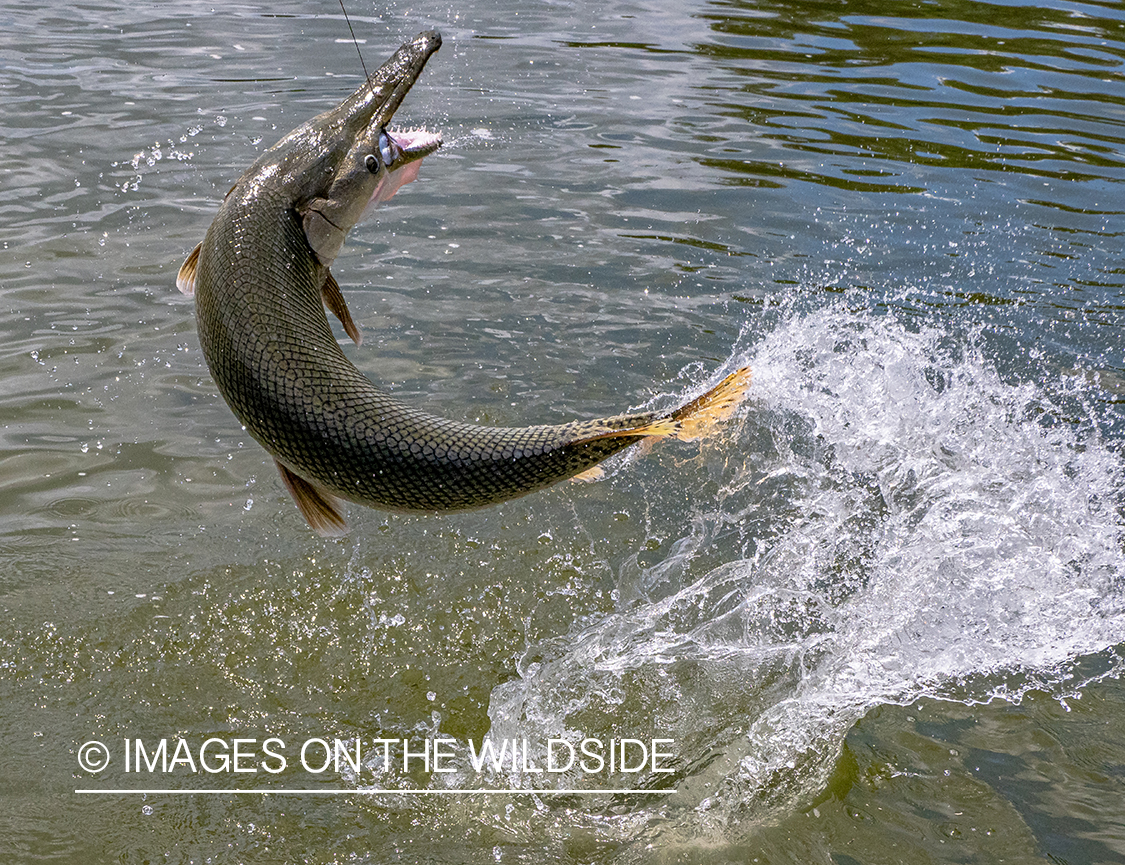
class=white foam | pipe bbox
[485,304,1125,831]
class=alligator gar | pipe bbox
[177,30,751,535]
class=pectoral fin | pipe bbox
[274,459,347,537]
[321,270,362,345]
[177,242,201,296]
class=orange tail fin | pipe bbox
[566,365,751,485]
[575,365,751,446]
[670,366,752,441]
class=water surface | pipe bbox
[0,0,1123,862]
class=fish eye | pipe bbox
[365,153,379,173]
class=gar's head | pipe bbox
[245,30,443,267]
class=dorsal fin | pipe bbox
[321,270,362,345]
[274,459,348,536]
[176,242,201,296]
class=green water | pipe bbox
[0,0,1123,862]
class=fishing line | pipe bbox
[338,0,370,84]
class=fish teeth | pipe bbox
[387,126,443,155]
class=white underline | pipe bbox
[75,788,672,795]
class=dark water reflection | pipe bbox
[696,0,1125,187]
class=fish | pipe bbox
[177,30,751,536]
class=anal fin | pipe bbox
[321,270,362,345]
[570,465,606,483]
[274,459,348,537]
[177,242,201,296]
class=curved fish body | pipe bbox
[178,31,751,535]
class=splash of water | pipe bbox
[484,304,1125,836]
